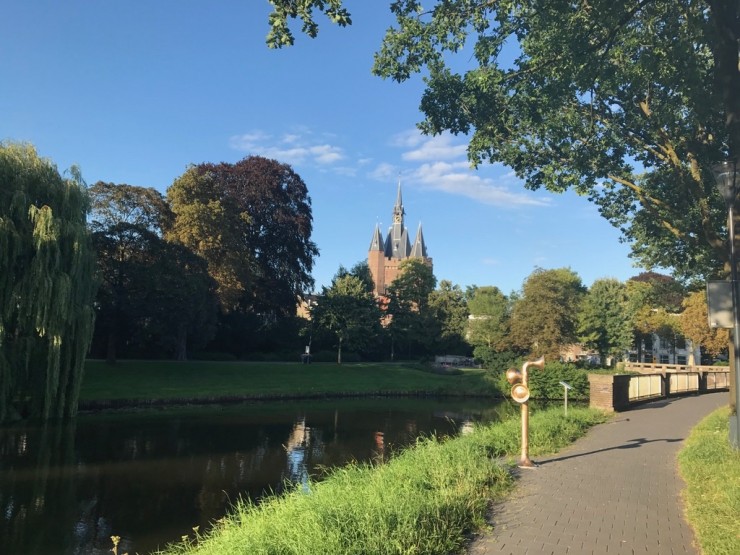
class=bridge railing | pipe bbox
[589,364,729,412]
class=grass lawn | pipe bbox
[80,360,500,404]
[678,407,740,555]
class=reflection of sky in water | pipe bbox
[285,417,311,491]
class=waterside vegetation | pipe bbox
[157,407,608,555]
[678,407,740,555]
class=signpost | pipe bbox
[559,381,572,416]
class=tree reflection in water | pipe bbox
[0,398,514,555]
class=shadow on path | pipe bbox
[536,437,683,464]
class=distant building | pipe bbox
[296,294,318,320]
[368,182,432,296]
[627,334,702,366]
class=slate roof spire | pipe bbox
[410,223,428,258]
[385,179,410,259]
[369,223,384,252]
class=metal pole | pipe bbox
[564,386,568,417]
[520,401,532,467]
[729,201,740,448]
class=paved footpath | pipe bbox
[468,393,728,555]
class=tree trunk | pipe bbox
[175,323,187,361]
[337,336,342,365]
[106,330,117,365]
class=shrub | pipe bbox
[495,361,589,400]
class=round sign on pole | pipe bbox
[511,383,530,404]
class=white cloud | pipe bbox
[402,133,467,162]
[229,129,345,166]
[391,129,425,149]
[309,144,344,164]
[368,162,398,182]
[411,161,549,207]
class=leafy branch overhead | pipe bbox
[266,0,740,282]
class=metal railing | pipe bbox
[628,374,663,402]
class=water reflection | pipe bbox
[0,398,514,555]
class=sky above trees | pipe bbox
[0,1,651,293]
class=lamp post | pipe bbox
[711,159,740,449]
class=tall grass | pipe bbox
[158,407,607,555]
[678,407,740,555]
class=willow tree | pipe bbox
[0,143,97,421]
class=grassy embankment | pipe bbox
[678,407,740,555]
[80,360,500,407]
[154,406,607,555]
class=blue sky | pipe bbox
[1,1,647,294]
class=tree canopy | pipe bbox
[167,156,319,318]
[311,264,382,363]
[680,290,728,358]
[578,278,633,365]
[89,182,217,362]
[386,258,437,358]
[266,0,740,281]
[509,267,585,359]
[0,143,97,421]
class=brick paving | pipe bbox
[468,393,728,555]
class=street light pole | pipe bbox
[712,160,740,449]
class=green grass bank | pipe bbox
[155,407,607,555]
[80,360,499,407]
[678,407,740,555]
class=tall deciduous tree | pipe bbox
[312,269,382,363]
[510,268,586,359]
[466,285,510,352]
[0,143,97,421]
[625,272,687,360]
[167,156,318,319]
[266,0,739,282]
[89,182,217,362]
[428,280,470,354]
[386,258,438,358]
[578,278,633,365]
[466,285,516,369]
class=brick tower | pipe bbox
[368,182,432,296]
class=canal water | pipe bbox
[0,397,515,555]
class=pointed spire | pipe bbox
[369,223,385,252]
[392,178,405,224]
[411,222,428,258]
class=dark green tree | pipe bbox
[428,280,470,354]
[0,143,97,421]
[509,268,586,360]
[466,285,516,367]
[466,286,510,351]
[386,258,437,358]
[578,278,633,365]
[266,0,740,281]
[89,182,216,362]
[311,269,382,363]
